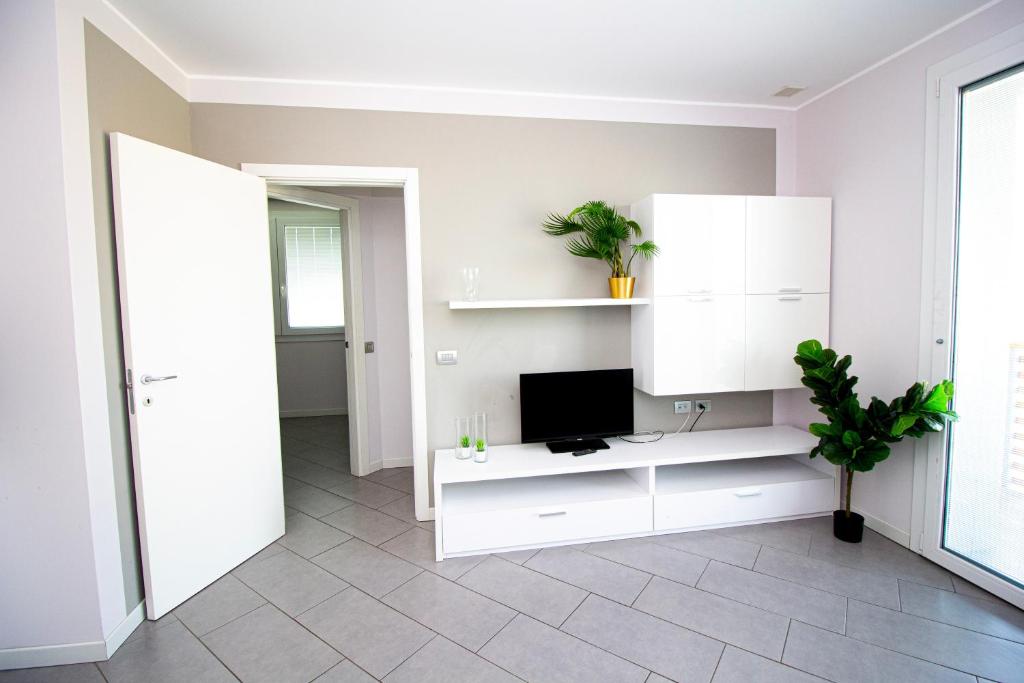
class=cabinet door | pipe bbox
[746,196,831,294]
[745,294,829,390]
[652,195,745,295]
[648,295,745,395]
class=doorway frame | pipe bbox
[245,164,430,521]
[265,186,369,478]
[913,34,1024,609]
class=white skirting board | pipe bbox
[0,601,143,670]
[382,456,413,468]
[853,506,912,548]
[279,408,347,418]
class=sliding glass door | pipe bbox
[923,46,1024,608]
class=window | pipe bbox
[274,218,345,335]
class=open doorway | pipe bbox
[266,185,417,515]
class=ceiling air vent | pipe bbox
[773,86,805,98]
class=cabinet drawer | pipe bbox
[443,496,652,555]
[655,477,834,531]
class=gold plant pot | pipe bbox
[608,276,636,299]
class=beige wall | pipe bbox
[85,22,192,611]
[191,105,776,482]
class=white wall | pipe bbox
[0,0,106,658]
[778,0,1024,544]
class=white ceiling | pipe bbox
[109,0,991,107]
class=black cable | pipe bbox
[688,407,706,432]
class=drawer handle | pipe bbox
[538,511,567,518]
[778,287,802,293]
[687,297,713,303]
[778,296,803,301]
[687,288,712,294]
[733,488,763,497]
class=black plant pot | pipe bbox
[833,510,864,543]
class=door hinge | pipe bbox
[935,78,941,98]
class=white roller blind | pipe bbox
[283,225,344,329]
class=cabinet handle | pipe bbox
[687,288,712,294]
[778,287,802,293]
[778,296,803,301]
[687,297,713,303]
[733,488,763,497]
[538,511,567,518]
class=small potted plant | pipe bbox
[454,417,473,460]
[542,200,659,298]
[794,340,957,542]
[473,438,488,463]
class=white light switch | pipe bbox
[436,350,458,365]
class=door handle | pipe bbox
[733,488,763,497]
[538,511,567,518]
[777,296,803,301]
[140,374,178,384]
[778,287,802,293]
[687,288,712,294]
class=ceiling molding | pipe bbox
[83,0,189,98]
[188,74,797,128]
[796,0,1007,110]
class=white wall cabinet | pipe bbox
[631,194,830,395]
[633,295,745,395]
[633,194,745,297]
[745,293,830,390]
[746,196,832,295]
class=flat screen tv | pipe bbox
[520,369,634,453]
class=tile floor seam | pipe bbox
[172,608,245,682]
[375,567,429,602]
[556,590,593,630]
[848,595,1024,647]
[186,598,269,639]
[631,574,655,608]
[833,603,1011,679]
[579,539,709,588]
[781,618,793,662]
[523,548,654,604]
[707,641,727,683]
[471,619,532,682]
[92,663,110,683]
[843,597,848,635]
[747,546,907,607]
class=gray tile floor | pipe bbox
[5,416,1024,682]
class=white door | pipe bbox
[746,196,831,295]
[651,195,745,295]
[745,294,829,390]
[650,295,745,395]
[920,48,1024,609]
[111,133,284,619]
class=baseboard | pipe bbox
[382,456,413,468]
[0,639,106,670]
[279,408,347,418]
[853,506,912,547]
[105,601,144,658]
[0,601,145,670]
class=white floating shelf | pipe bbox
[449,297,651,310]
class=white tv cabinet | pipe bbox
[433,426,837,560]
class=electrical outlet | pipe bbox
[436,350,458,365]
[695,399,711,412]
[673,400,692,414]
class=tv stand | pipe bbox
[545,437,610,454]
[432,426,839,561]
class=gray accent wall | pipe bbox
[190,104,777,493]
[84,22,192,612]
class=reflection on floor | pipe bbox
[5,416,1024,682]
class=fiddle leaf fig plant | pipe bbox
[795,340,958,518]
[542,200,659,277]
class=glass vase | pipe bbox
[454,416,472,460]
[473,412,488,463]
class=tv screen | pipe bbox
[520,369,634,445]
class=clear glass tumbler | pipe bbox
[454,416,472,460]
[473,412,488,463]
[462,267,480,302]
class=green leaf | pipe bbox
[809,422,837,438]
[922,381,955,412]
[796,339,824,363]
[842,430,862,449]
[890,413,919,437]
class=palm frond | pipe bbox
[631,240,659,258]
[541,200,659,276]
[542,213,584,236]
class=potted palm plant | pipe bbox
[542,200,659,298]
[794,340,957,542]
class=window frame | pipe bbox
[270,214,346,339]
